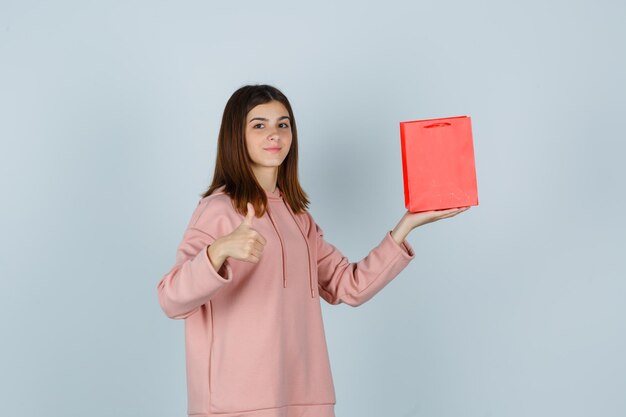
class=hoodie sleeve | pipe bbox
[315,222,415,307]
[156,201,234,320]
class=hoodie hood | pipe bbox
[264,186,282,201]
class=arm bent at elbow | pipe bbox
[316,224,415,307]
[156,228,233,320]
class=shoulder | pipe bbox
[293,208,323,237]
[187,189,239,237]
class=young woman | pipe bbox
[156,84,469,417]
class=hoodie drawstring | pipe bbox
[265,202,315,298]
[283,202,315,299]
[265,208,287,289]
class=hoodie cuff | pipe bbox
[385,231,415,259]
[206,245,233,281]
[188,244,233,289]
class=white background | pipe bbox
[1,1,625,416]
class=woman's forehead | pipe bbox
[247,101,288,118]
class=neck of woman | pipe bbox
[251,165,278,194]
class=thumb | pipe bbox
[242,202,255,226]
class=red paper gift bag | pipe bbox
[400,115,479,213]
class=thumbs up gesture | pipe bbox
[212,202,267,264]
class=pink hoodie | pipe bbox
[157,185,415,417]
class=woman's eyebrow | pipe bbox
[248,116,290,123]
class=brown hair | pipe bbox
[201,84,310,217]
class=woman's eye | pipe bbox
[252,123,289,129]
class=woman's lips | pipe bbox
[264,147,281,153]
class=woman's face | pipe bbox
[244,100,292,172]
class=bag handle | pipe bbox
[424,122,452,128]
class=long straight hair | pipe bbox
[202,84,310,217]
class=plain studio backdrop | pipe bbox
[1,1,625,416]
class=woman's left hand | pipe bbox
[391,206,470,245]
[404,206,470,229]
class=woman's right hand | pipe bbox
[208,203,267,267]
